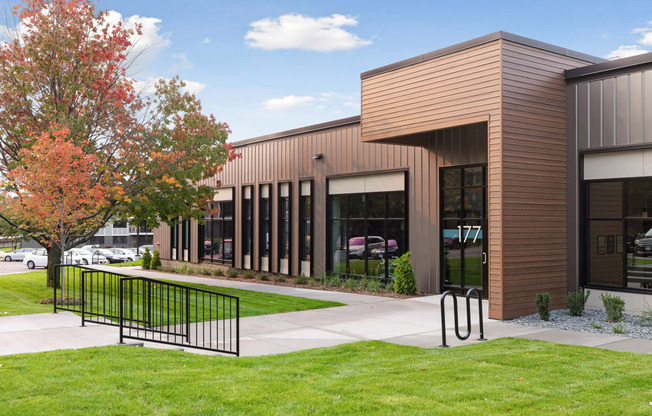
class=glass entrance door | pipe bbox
[441,165,488,297]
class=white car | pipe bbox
[117,248,141,261]
[80,244,100,251]
[66,248,108,265]
[3,248,35,262]
[23,248,48,269]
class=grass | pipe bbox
[0,247,12,253]
[106,260,142,267]
[0,338,650,415]
[0,271,343,318]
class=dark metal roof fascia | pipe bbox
[231,115,361,148]
[360,31,606,80]
[565,52,652,81]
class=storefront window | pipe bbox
[328,191,407,278]
[299,180,313,276]
[585,179,652,292]
[201,197,234,265]
[278,183,291,274]
[259,184,272,271]
[242,186,253,269]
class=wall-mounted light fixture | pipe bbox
[312,153,323,160]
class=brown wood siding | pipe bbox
[500,40,594,319]
[570,68,652,150]
[361,41,502,142]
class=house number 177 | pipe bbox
[458,225,481,243]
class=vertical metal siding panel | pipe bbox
[630,72,643,144]
[589,80,602,148]
[646,70,652,143]
[577,82,589,150]
[616,75,629,145]
[603,78,616,147]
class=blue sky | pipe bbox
[1,0,651,142]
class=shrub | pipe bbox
[308,277,317,286]
[600,293,625,322]
[180,264,193,275]
[258,273,269,281]
[212,268,224,277]
[357,277,369,290]
[637,307,652,326]
[393,252,416,295]
[384,280,394,291]
[345,277,357,290]
[367,279,381,293]
[294,274,308,285]
[226,269,239,278]
[535,292,551,321]
[141,248,151,270]
[273,274,286,283]
[199,267,212,276]
[563,287,591,317]
[590,322,602,329]
[149,249,161,270]
[326,274,341,287]
[243,270,255,279]
[612,323,626,334]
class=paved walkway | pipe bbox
[1,266,651,356]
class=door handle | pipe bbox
[482,252,487,264]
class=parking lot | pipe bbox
[0,258,32,275]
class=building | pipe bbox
[23,220,153,250]
[154,31,652,320]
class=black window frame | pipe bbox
[326,174,408,279]
[299,180,314,277]
[170,222,179,260]
[259,184,272,271]
[278,182,292,275]
[200,192,235,266]
[241,185,253,269]
[582,176,652,294]
[181,219,190,262]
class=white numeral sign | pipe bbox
[458,225,481,243]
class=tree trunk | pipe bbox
[46,245,62,288]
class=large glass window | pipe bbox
[299,181,313,276]
[181,220,190,262]
[278,183,291,275]
[170,223,178,260]
[328,191,407,278]
[201,196,234,265]
[242,186,253,269]
[585,179,652,292]
[259,184,272,271]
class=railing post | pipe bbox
[80,270,86,327]
[185,288,191,342]
[440,291,454,348]
[476,290,487,341]
[236,298,240,356]
[119,278,124,344]
[53,265,58,314]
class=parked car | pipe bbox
[370,239,399,258]
[109,248,140,262]
[138,245,154,253]
[23,248,48,269]
[122,248,142,261]
[65,248,108,265]
[80,244,99,251]
[348,236,385,259]
[636,228,652,256]
[92,248,128,263]
[3,248,34,262]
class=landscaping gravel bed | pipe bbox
[510,308,652,340]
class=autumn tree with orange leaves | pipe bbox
[0,0,238,286]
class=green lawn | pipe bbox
[0,247,12,253]
[0,338,650,415]
[106,260,142,267]
[0,271,343,318]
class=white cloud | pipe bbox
[263,95,315,110]
[104,11,171,72]
[202,37,211,44]
[133,77,207,95]
[245,14,372,52]
[606,22,652,59]
[172,52,193,70]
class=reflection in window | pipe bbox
[259,184,271,271]
[585,178,652,292]
[201,198,234,265]
[242,186,253,269]
[328,190,407,278]
[299,181,312,276]
[279,183,291,275]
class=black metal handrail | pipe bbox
[440,288,487,348]
[119,276,239,355]
[52,264,240,355]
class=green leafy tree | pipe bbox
[0,0,238,286]
[393,252,417,295]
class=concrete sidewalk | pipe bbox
[1,268,651,356]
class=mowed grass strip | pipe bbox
[0,271,343,317]
[0,338,651,415]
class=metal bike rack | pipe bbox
[440,288,487,348]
